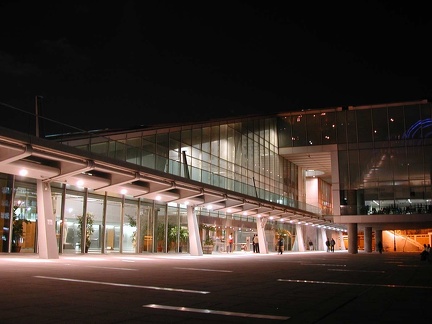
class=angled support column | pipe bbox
[187,205,202,256]
[36,180,59,259]
[256,216,268,254]
[320,227,327,251]
[295,224,306,252]
[338,231,346,250]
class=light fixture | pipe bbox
[19,169,28,176]
[305,170,324,177]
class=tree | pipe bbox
[200,224,215,245]
[12,216,30,251]
[77,213,94,252]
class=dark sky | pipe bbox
[1,1,431,131]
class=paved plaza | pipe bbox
[0,250,431,323]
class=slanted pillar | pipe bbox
[256,216,268,254]
[347,223,358,254]
[364,226,372,253]
[187,205,202,256]
[36,180,59,259]
[338,231,346,250]
[295,224,306,252]
[320,227,327,251]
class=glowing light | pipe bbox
[19,169,28,176]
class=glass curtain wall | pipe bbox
[63,191,84,252]
[72,117,292,209]
[277,102,432,216]
[10,181,37,253]
[123,200,138,253]
[139,202,153,253]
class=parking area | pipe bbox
[0,250,431,323]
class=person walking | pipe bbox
[326,238,330,252]
[254,234,260,253]
[377,241,383,254]
[228,233,233,253]
[330,238,335,252]
[278,236,284,254]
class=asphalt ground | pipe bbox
[0,250,431,323]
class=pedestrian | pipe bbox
[420,244,429,261]
[278,236,284,254]
[252,234,256,253]
[309,240,313,251]
[325,238,330,252]
[254,234,259,253]
[330,238,335,252]
[228,233,233,253]
[377,241,383,254]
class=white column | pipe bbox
[256,216,268,254]
[321,227,327,251]
[295,224,306,252]
[36,180,59,259]
[187,205,202,256]
[338,231,346,250]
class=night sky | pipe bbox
[1,1,431,131]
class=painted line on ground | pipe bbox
[34,276,210,294]
[142,304,290,320]
[83,265,137,271]
[277,278,432,289]
[301,263,347,267]
[174,267,232,273]
[65,263,137,271]
[328,269,385,273]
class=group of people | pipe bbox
[326,237,336,252]
[420,243,431,261]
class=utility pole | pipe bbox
[35,95,43,137]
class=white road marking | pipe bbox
[278,278,432,289]
[34,276,209,294]
[328,269,385,273]
[174,267,232,273]
[142,304,290,320]
[301,263,346,267]
[83,265,137,271]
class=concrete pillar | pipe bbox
[256,216,268,254]
[338,231,346,250]
[187,205,202,256]
[295,224,306,252]
[36,180,59,259]
[347,223,358,254]
[364,226,372,253]
[320,227,327,251]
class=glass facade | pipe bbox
[277,101,432,216]
[2,99,431,255]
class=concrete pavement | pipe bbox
[0,250,431,323]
